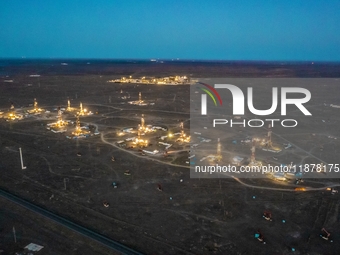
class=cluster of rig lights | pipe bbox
[54,119,69,127]
[199,139,222,163]
[252,137,281,152]
[166,125,191,143]
[138,114,154,134]
[47,107,69,132]
[132,127,149,146]
[119,115,180,147]
[5,104,23,121]
[66,100,93,116]
[175,122,191,143]
[47,123,68,132]
[10,99,75,122]
[6,112,23,121]
[249,159,263,167]
[72,112,90,137]
[27,98,43,114]
[216,138,222,162]
[78,102,92,116]
[128,92,148,106]
[166,132,190,143]
[177,130,191,143]
[265,146,281,152]
[133,137,149,146]
[111,75,189,85]
[116,114,155,137]
[133,117,150,146]
[139,125,153,134]
[249,138,258,167]
[66,100,76,112]
[252,137,270,147]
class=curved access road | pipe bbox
[0,188,143,255]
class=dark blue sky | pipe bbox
[1,0,339,61]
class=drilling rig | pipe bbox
[250,138,256,165]
[267,124,272,147]
[216,138,222,161]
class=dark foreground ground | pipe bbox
[1,60,340,255]
[0,196,119,255]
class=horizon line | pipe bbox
[1,57,340,64]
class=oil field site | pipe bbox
[1,61,340,255]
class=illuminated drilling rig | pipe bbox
[133,124,148,146]
[6,103,23,121]
[138,114,152,134]
[72,113,82,135]
[34,98,38,110]
[128,92,147,105]
[46,107,69,132]
[259,124,281,152]
[76,113,80,129]
[267,124,272,148]
[180,121,184,137]
[78,102,92,116]
[80,102,84,115]
[249,139,256,165]
[137,127,141,139]
[141,114,145,130]
[55,107,69,127]
[57,107,62,122]
[66,99,74,112]
[71,112,89,137]
[28,98,43,114]
[66,99,78,112]
[176,122,190,143]
[216,138,222,161]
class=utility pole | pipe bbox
[19,148,26,169]
[13,226,16,243]
[64,178,69,190]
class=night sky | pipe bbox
[1,0,339,61]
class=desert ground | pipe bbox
[1,60,340,254]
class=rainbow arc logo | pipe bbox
[199,82,222,106]
[198,82,222,115]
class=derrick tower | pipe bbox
[267,124,272,147]
[141,114,145,130]
[34,98,38,110]
[250,139,256,165]
[217,138,222,161]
